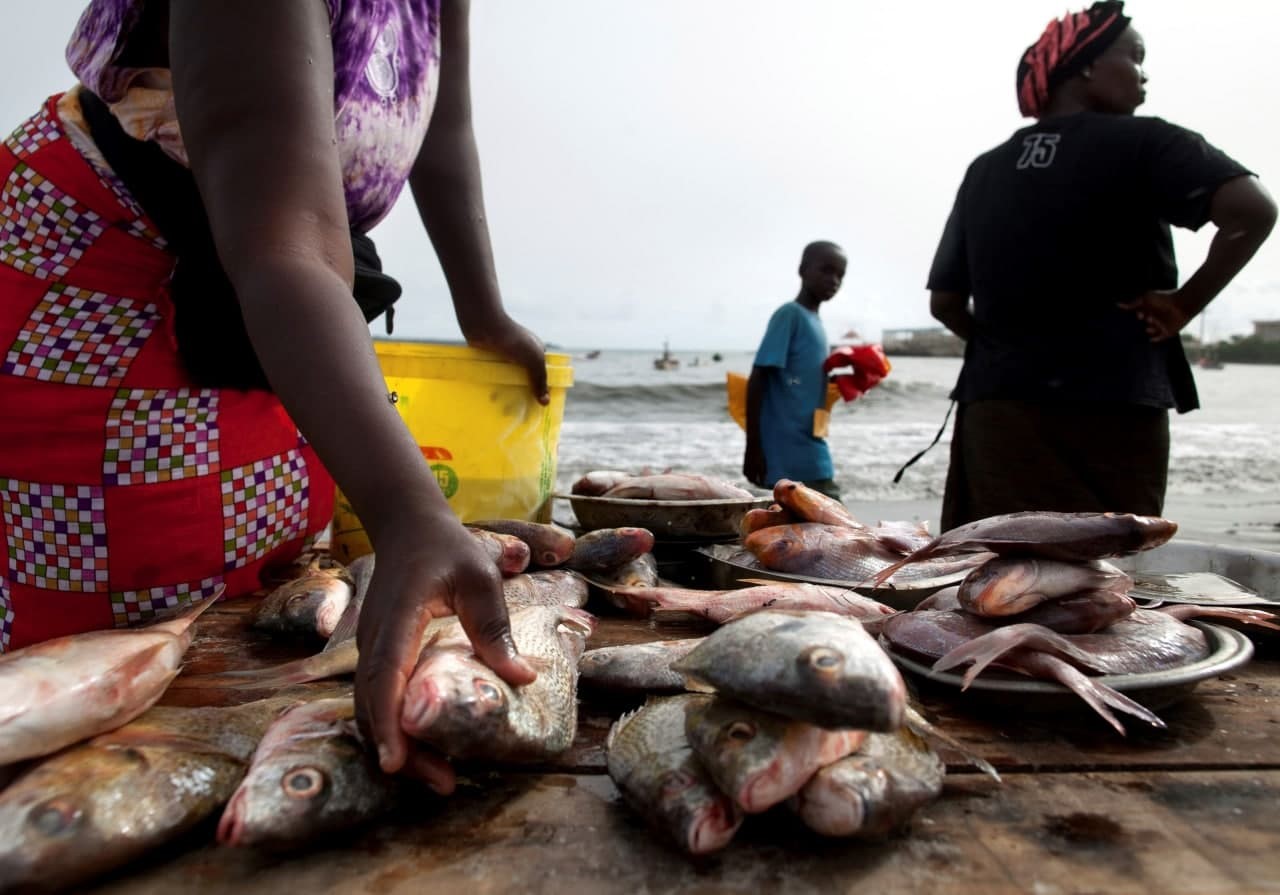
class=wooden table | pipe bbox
[88,595,1280,895]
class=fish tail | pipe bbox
[1035,655,1166,734]
[147,585,225,636]
[866,541,939,588]
[904,706,1001,783]
[1157,605,1280,631]
[173,644,356,691]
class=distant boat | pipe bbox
[1196,355,1224,370]
[654,341,680,371]
[583,349,601,360]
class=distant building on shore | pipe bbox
[881,326,965,358]
[1252,320,1280,343]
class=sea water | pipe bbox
[555,349,1280,503]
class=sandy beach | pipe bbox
[853,491,1280,553]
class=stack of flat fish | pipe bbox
[604,610,968,854]
[879,511,1280,733]
[738,480,987,585]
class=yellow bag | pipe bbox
[725,371,840,434]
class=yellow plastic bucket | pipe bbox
[331,341,574,562]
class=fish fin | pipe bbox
[323,596,361,650]
[605,707,642,750]
[904,706,1001,783]
[173,642,357,691]
[678,674,716,694]
[932,624,1082,688]
[1034,655,1166,734]
[323,555,376,650]
[1157,605,1280,631]
[144,586,224,636]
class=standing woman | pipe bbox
[0,0,543,791]
[928,1,1275,530]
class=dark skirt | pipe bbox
[940,399,1170,531]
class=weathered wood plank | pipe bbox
[85,770,1280,895]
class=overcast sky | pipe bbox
[10,2,1278,351]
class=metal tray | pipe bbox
[884,621,1253,714]
[556,494,774,540]
[691,542,986,610]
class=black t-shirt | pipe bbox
[927,113,1251,412]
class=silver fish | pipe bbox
[605,694,742,855]
[790,726,944,838]
[672,610,906,731]
[684,697,865,813]
[871,511,1179,587]
[217,695,400,850]
[252,560,354,639]
[0,696,299,891]
[578,638,703,692]
[921,585,1136,635]
[605,581,896,626]
[587,553,660,589]
[603,473,753,501]
[0,594,218,767]
[957,557,1132,617]
[400,605,595,761]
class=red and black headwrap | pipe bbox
[1016,1,1132,118]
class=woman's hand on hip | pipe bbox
[353,518,536,791]
[1119,289,1193,342]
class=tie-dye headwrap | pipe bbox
[1016,1,1132,118]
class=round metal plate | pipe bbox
[559,494,774,540]
[884,621,1254,713]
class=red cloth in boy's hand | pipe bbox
[823,345,892,402]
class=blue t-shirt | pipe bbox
[753,302,833,484]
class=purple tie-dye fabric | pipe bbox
[66,0,441,231]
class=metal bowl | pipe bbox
[558,494,774,541]
[691,543,985,610]
[884,621,1254,713]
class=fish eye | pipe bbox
[30,800,81,836]
[660,770,695,796]
[282,767,326,799]
[724,721,756,744]
[475,680,505,707]
[800,646,844,675]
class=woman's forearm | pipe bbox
[1178,176,1278,317]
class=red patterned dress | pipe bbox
[0,98,333,651]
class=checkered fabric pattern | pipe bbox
[111,575,222,627]
[2,480,108,592]
[0,96,334,651]
[6,104,59,160]
[3,283,158,387]
[104,389,219,486]
[222,450,311,567]
[0,163,105,280]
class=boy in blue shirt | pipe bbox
[743,241,848,500]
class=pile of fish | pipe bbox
[736,480,987,585]
[878,511,1280,732]
[603,610,963,853]
[572,470,755,500]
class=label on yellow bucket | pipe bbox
[331,342,573,563]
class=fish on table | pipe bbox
[920,585,1137,635]
[578,638,704,693]
[566,527,655,573]
[771,479,865,529]
[790,725,945,838]
[956,557,1132,617]
[602,581,896,626]
[593,473,754,501]
[605,694,742,855]
[467,519,577,568]
[672,610,906,732]
[0,695,310,891]
[870,511,1179,587]
[251,559,354,640]
[0,592,219,768]
[399,604,595,762]
[218,694,404,850]
[683,696,865,814]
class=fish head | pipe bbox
[0,745,157,890]
[794,758,889,837]
[791,640,906,731]
[744,526,803,566]
[684,699,789,814]
[649,765,741,856]
[401,648,511,744]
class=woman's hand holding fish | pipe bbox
[354,518,537,791]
